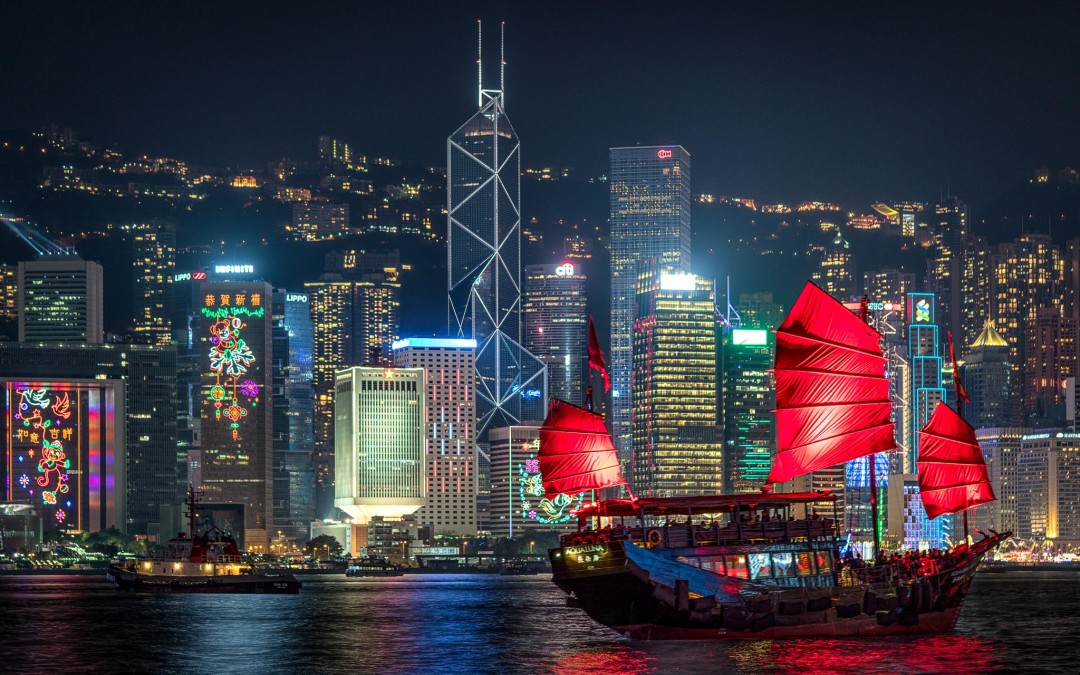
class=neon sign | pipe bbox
[518,455,584,525]
[286,293,309,303]
[8,386,78,528]
[202,293,262,440]
[214,264,254,275]
[555,262,575,277]
[657,149,673,159]
[174,272,192,282]
[193,272,207,280]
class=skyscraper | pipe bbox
[131,223,175,345]
[862,268,914,304]
[964,320,1013,428]
[925,197,969,341]
[17,256,103,343]
[392,338,478,536]
[631,267,721,497]
[811,232,856,301]
[334,366,426,524]
[721,326,774,494]
[447,32,546,435]
[975,427,1030,537]
[271,290,316,542]
[1025,307,1078,424]
[1017,431,1080,541]
[523,261,588,404]
[609,145,691,462]
[197,279,274,550]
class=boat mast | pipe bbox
[947,329,971,543]
[860,296,881,561]
[185,484,202,538]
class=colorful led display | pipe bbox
[517,454,584,525]
[201,291,264,441]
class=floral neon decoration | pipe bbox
[202,304,263,441]
[518,453,584,525]
[12,387,75,526]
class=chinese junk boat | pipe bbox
[546,282,1008,640]
[107,488,301,594]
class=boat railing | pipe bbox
[561,518,837,548]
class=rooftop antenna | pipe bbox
[477,20,483,108]
[500,21,506,108]
[476,19,505,107]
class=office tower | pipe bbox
[735,292,784,333]
[631,268,721,497]
[306,261,401,518]
[197,279,274,549]
[2,378,125,535]
[1068,237,1080,325]
[609,145,692,462]
[562,234,593,262]
[1025,307,1078,424]
[0,343,177,538]
[925,197,969,340]
[271,290,316,542]
[990,234,1065,415]
[960,236,992,350]
[523,261,588,403]
[334,366,426,524]
[812,232,857,301]
[721,326,774,494]
[964,320,1013,428]
[392,338,478,536]
[131,223,176,345]
[975,427,1030,536]
[447,45,546,436]
[862,268,914,304]
[0,263,17,321]
[291,202,350,242]
[489,423,582,538]
[17,256,103,343]
[1017,431,1080,541]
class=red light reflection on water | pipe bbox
[551,646,654,675]
[767,635,1005,673]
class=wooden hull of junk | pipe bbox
[550,531,1006,641]
[107,564,301,594]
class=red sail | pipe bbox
[588,315,611,392]
[538,399,625,499]
[917,402,996,519]
[767,281,896,484]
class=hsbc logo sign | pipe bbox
[555,262,575,277]
[656,149,673,159]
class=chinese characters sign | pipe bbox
[201,291,264,441]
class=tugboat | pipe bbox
[107,487,301,594]
[344,557,405,577]
[544,283,1008,639]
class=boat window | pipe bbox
[675,556,701,568]
[772,552,796,577]
[815,550,832,574]
[700,556,726,574]
[726,554,749,579]
[796,551,815,576]
[749,553,773,580]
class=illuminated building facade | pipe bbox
[271,290,316,542]
[131,223,175,346]
[291,202,350,242]
[989,234,1065,420]
[609,145,691,463]
[306,265,401,518]
[392,338,478,536]
[334,366,426,524]
[447,74,546,436]
[975,427,1030,537]
[0,343,177,538]
[862,269,914,305]
[811,233,856,301]
[523,262,588,404]
[960,236,991,349]
[925,197,969,341]
[2,379,125,534]
[721,327,774,494]
[735,292,784,335]
[17,256,103,343]
[1024,307,1078,424]
[1017,431,1080,543]
[198,280,273,548]
[631,269,721,497]
[488,423,583,538]
[964,320,1013,428]
[0,264,17,320]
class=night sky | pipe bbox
[4,1,1080,207]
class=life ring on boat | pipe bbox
[581,534,597,545]
[596,533,610,544]
[570,536,585,546]
[646,529,662,546]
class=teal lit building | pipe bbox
[721,327,775,493]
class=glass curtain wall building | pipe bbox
[523,262,587,404]
[609,146,691,464]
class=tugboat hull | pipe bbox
[107,565,301,594]
[552,538,994,641]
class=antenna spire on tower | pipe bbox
[500,21,506,108]
[477,19,483,108]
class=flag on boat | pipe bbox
[538,399,625,499]
[917,402,995,519]
[767,281,896,484]
[587,315,611,392]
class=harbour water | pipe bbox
[1,571,1077,673]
